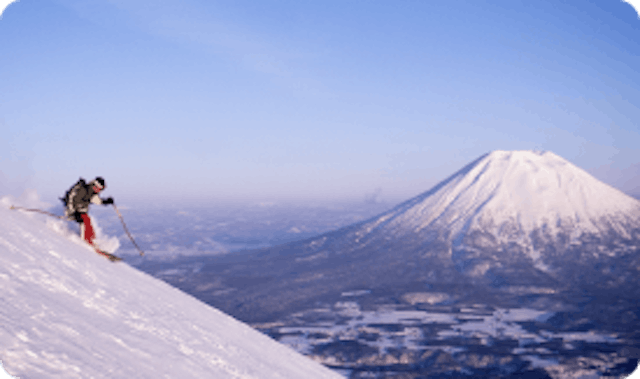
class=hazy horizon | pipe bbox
[4,149,640,210]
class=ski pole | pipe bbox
[9,205,65,219]
[112,204,144,256]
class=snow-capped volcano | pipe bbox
[341,150,640,276]
[357,150,640,248]
[178,151,640,322]
[126,151,640,378]
[0,201,341,379]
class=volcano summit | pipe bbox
[365,150,639,246]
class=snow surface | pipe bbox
[0,202,342,379]
[371,150,640,239]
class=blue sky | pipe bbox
[1,0,639,205]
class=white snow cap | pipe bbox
[0,205,341,379]
[383,150,640,238]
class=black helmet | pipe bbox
[94,177,106,190]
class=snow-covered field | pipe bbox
[261,300,632,378]
[0,196,342,379]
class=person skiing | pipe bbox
[62,177,114,248]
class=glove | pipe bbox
[103,197,114,205]
[73,211,84,223]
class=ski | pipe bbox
[94,248,122,262]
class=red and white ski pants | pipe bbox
[79,213,96,246]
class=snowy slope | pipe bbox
[0,203,342,379]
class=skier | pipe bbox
[63,177,114,248]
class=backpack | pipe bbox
[60,178,86,207]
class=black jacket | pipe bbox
[65,180,107,218]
